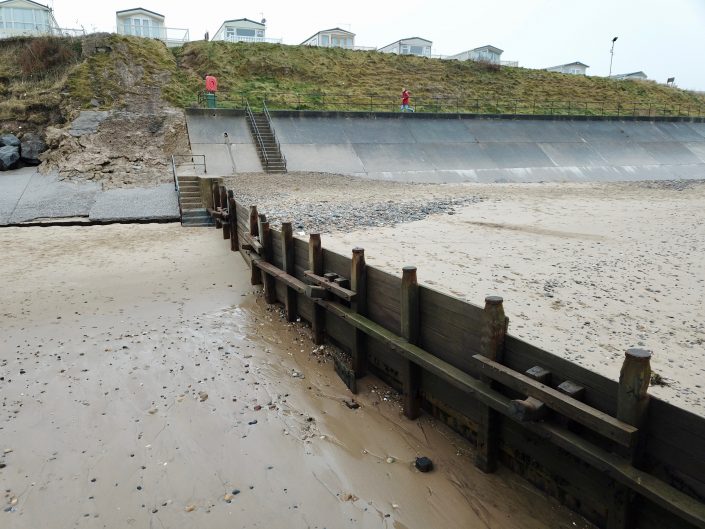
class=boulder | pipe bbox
[20,133,47,165]
[0,145,20,170]
[0,133,20,147]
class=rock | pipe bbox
[386,457,395,464]
[414,456,433,473]
[0,145,20,170]
[344,399,360,409]
[198,391,208,402]
[20,133,47,165]
[1,134,20,147]
[184,504,196,512]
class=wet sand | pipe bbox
[324,181,705,415]
[0,224,592,528]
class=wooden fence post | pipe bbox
[475,295,507,473]
[212,182,222,229]
[219,185,229,239]
[227,190,238,251]
[401,266,421,419]
[308,233,325,344]
[608,348,652,529]
[350,248,367,379]
[281,222,297,321]
[260,221,276,304]
[249,206,261,285]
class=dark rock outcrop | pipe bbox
[0,145,20,170]
[0,133,20,147]
[20,132,47,165]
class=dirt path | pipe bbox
[0,224,592,528]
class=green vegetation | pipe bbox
[1,34,704,133]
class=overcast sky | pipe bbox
[48,0,705,91]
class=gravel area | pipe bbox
[224,172,483,233]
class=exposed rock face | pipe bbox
[1,134,21,147]
[20,132,47,165]
[0,145,20,170]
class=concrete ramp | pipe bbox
[185,109,705,183]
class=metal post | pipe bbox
[609,36,618,77]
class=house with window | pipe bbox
[612,71,648,81]
[448,45,503,64]
[301,27,354,49]
[379,37,432,58]
[0,0,83,38]
[212,18,280,43]
[116,7,189,47]
[545,61,589,75]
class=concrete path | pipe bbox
[0,169,179,225]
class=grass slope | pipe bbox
[171,41,705,114]
[1,35,704,134]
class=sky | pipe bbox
[46,0,705,91]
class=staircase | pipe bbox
[177,176,213,227]
[246,102,287,174]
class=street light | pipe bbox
[609,36,618,77]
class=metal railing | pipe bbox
[116,26,190,47]
[194,91,705,119]
[262,100,286,167]
[218,35,282,44]
[246,100,270,170]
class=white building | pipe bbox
[379,37,432,58]
[612,71,648,81]
[115,7,189,47]
[545,61,589,75]
[448,45,503,64]
[301,27,354,49]
[212,18,280,44]
[0,0,83,39]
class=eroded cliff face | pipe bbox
[1,34,190,188]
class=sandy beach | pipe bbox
[0,224,592,529]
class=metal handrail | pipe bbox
[171,155,183,222]
[172,154,207,174]
[262,100,287,166]
[197,92,705,119]
[246,100,270,169]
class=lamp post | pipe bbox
[608,36,618,77]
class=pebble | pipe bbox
[386,457,395,464]
[415,456,433,473]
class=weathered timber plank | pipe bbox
[503,335,618,415]
[419,285,485,374]
[366,266,402,335]
[322,248,351,278]
[471,354,637,448]
[304,270,357,301]
[325,310,354,355]
[271,229,283,269]
[296,293,313,322]
[366,336,403,388]
[252,259,306,293]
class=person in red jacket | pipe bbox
[205,74,218,93]
[401,88,414,112]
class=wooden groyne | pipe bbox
[203,178,705,529]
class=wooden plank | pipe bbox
[304,270,357,301]
[309,234,324,344]
[227,191,238,251]
[401,266,421,419]
[350,247,367,379]
[219,185,229,239]
[271,229,283,269]
[419,285,485,374]
[366,266,401,335]
[280,222,297,322]
[471,354,638,448]
[252,258,306,293]
[322,248,351,277]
